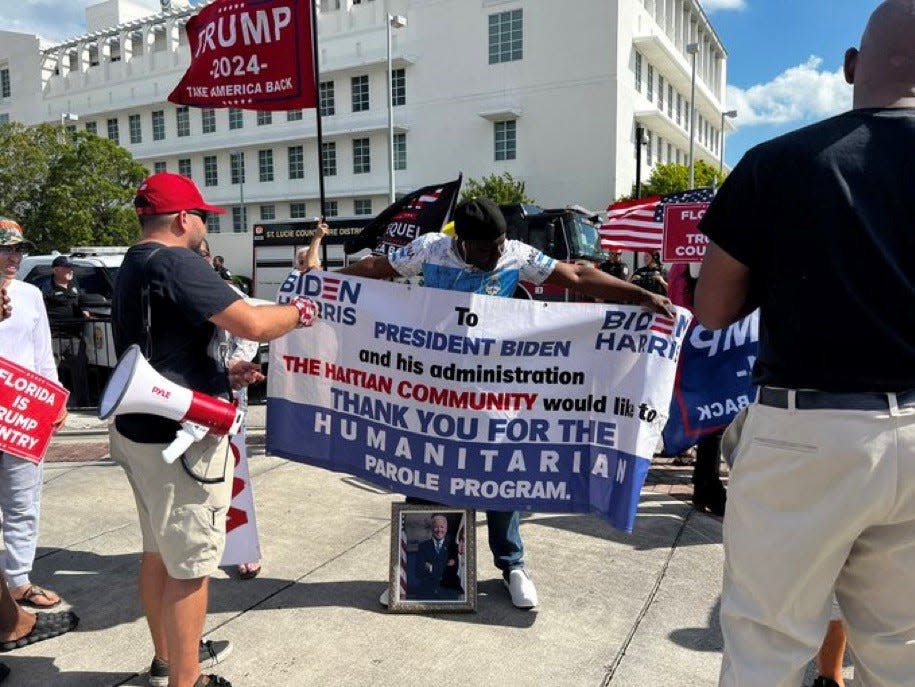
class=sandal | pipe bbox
[14,585,61,609]
[237,563,261,580]
[0,610,78,652]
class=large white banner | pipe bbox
[267,272,690,532]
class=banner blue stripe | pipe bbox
[266,397,651,532]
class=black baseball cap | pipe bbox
[52,255,73,268]
[453,198,507,241]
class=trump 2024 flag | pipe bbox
[169,0,316,111]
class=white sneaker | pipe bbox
[379,587,390,607]
[503,569,538,609]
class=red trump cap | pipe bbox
[134,172,226,216]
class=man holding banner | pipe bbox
[0,218,68,613]
[695,2,915,684]
[328,198,673,610]
[111,173,318,687]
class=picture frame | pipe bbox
[388,504,476,613]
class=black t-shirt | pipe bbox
[699,108,915,392]
[112,242,241,443]
[42,282,82,329]
[599,260,630,280]
[632,265,667,295]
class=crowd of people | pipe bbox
[0,2,913,685]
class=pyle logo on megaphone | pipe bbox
[99,345,244,464]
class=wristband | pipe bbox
[291,296,318,328]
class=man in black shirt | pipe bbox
[42,256,91,406]
[110,172,318,687]
[694,3,915,685]
[598,249,630,281]
[630,252,667,296]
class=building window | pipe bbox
[353,138,370,174]
[290,202,307,218]
[351,75,369,112]
[635,51,642,92]
[257,111,272,126]
[393,133,406,171]
[206,214,220,234]
[152,27,166,52]
[319,81,335,116]
[152,110,165,141]
[685,100,690,131]
[494,120,516,161]
[667,143,673,163]
[668,85,674,118]
[128,114,141,144]
[260,205,276,221]
[676,93,682,126]
[109,39,121,62]
[647,64,654,101]
[107,118,119,144]
[229,108,243,130]
[230,152,245,184]
[288,145,304,180]
[85,121,98,135]
[201,108,216,134]
[646,130,653,165]
[322,141,337,176]
[319,0,340,10]
[178,158,192,178]
[324,200,338,217]
[153,161,167,174]
[204,155,218,186]
[286,109,303,121]
[658,75,665,111]
[488,9,523,64]
[258,149,274,182]
[391,68,406,106]
[130,31,143,57]
[88,45,100,67]
[0,69,9,99]
[232,206,247,233]
[64,123,75,133]
[0,114,9,125]
[354,198,372,216]
[175,106,190,137]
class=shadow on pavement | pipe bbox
[0,655,132,687]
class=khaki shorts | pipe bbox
[109,425,232,580]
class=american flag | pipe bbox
[650,314,675,336]
[600,188,715,252]
[321,277,341,300]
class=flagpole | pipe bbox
[310,0,326,221]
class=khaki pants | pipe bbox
[719,397,915,687]
[110,425,232,580]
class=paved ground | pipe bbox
[1,409,849,686]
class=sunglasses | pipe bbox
[187,209,210,223]
[0,245,28,256]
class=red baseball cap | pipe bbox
[134,172,226,216]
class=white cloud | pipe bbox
[727,56,852,128]
[0,1,166,43]
[701,0,747,12]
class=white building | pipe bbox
[0,0,730,274]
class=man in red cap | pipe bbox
[110,173,318,687]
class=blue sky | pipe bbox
[0,0,886,166]
[707,0,881,164]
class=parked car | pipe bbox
[18,247,127,369]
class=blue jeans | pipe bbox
[405,497,524,572]
[0,452,44,589]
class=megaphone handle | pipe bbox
[161,422,210,464]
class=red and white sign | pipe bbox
[662,202,710,263]
[0,356,68,463]
[168,0,317,111]
[220,396,261,567]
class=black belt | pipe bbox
[757,386,915,411]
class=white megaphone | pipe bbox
[99,344,245,464]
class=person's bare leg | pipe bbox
[816,620,847,686]
[0,576,33,642]
[163,575,208,687]
[139,552,169,662]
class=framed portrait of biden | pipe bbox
[388,504,476,613]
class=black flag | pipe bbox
[344,176,462,255]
